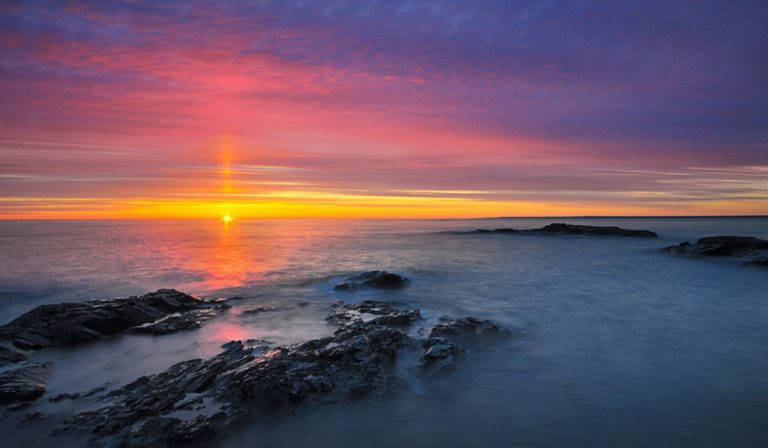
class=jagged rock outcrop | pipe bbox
[472,223,657,237]
[334,271,409,291]
[53,300,503,447]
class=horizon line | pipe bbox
[0,214,766,222]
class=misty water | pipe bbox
[1,217,767,447]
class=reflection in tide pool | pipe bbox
[0,217,767,447]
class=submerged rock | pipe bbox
[334,271,409,291]
[53,300,503,447]
[0,289,229,350]
[421,317,507,372]
[241,306,279,315]
[429,316,504,339]
[0,361,53,403]
[745,256,768,267]
[472,223,657,238]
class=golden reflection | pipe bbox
[219,134,236,195]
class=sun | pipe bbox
[222,214,233,223]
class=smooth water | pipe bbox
[0,218,766,447]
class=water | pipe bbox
[0,217,767,447]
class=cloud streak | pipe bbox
[0,0,766,218]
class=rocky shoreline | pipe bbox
[0,276,507,447]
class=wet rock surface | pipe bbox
[0,361,53,403]
[0,289,229,405]
[129,308,222,335]
[664,236,768,266]
[472,223,657,237]
[334,271,409,291]
[52,300,504,447]
[327,300,422,327]
[0,289,229,350]
[0,343,27,367]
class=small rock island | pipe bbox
[473,223,658,237]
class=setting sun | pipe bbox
[222,215,233,223]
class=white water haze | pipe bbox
[0,217,766,447]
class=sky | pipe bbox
[1,0,767,219]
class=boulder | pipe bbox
[334,271,409,291]
[54,300,503,447]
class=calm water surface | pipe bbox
[0,218,766,447]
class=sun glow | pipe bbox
[222,214,233,223]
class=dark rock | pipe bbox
[472,223,657,238]
[664,236,768,258]
[0,361,53,403]
[0,289,228,350]
[327,300,421,327]
[54,299,500,447]
[334,271,409,291]
[429,317,504,339]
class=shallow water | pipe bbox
[0,217,767,447]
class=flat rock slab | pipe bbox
[334,271,409,291]
[0,289,229,350]
[472,223,657,238]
